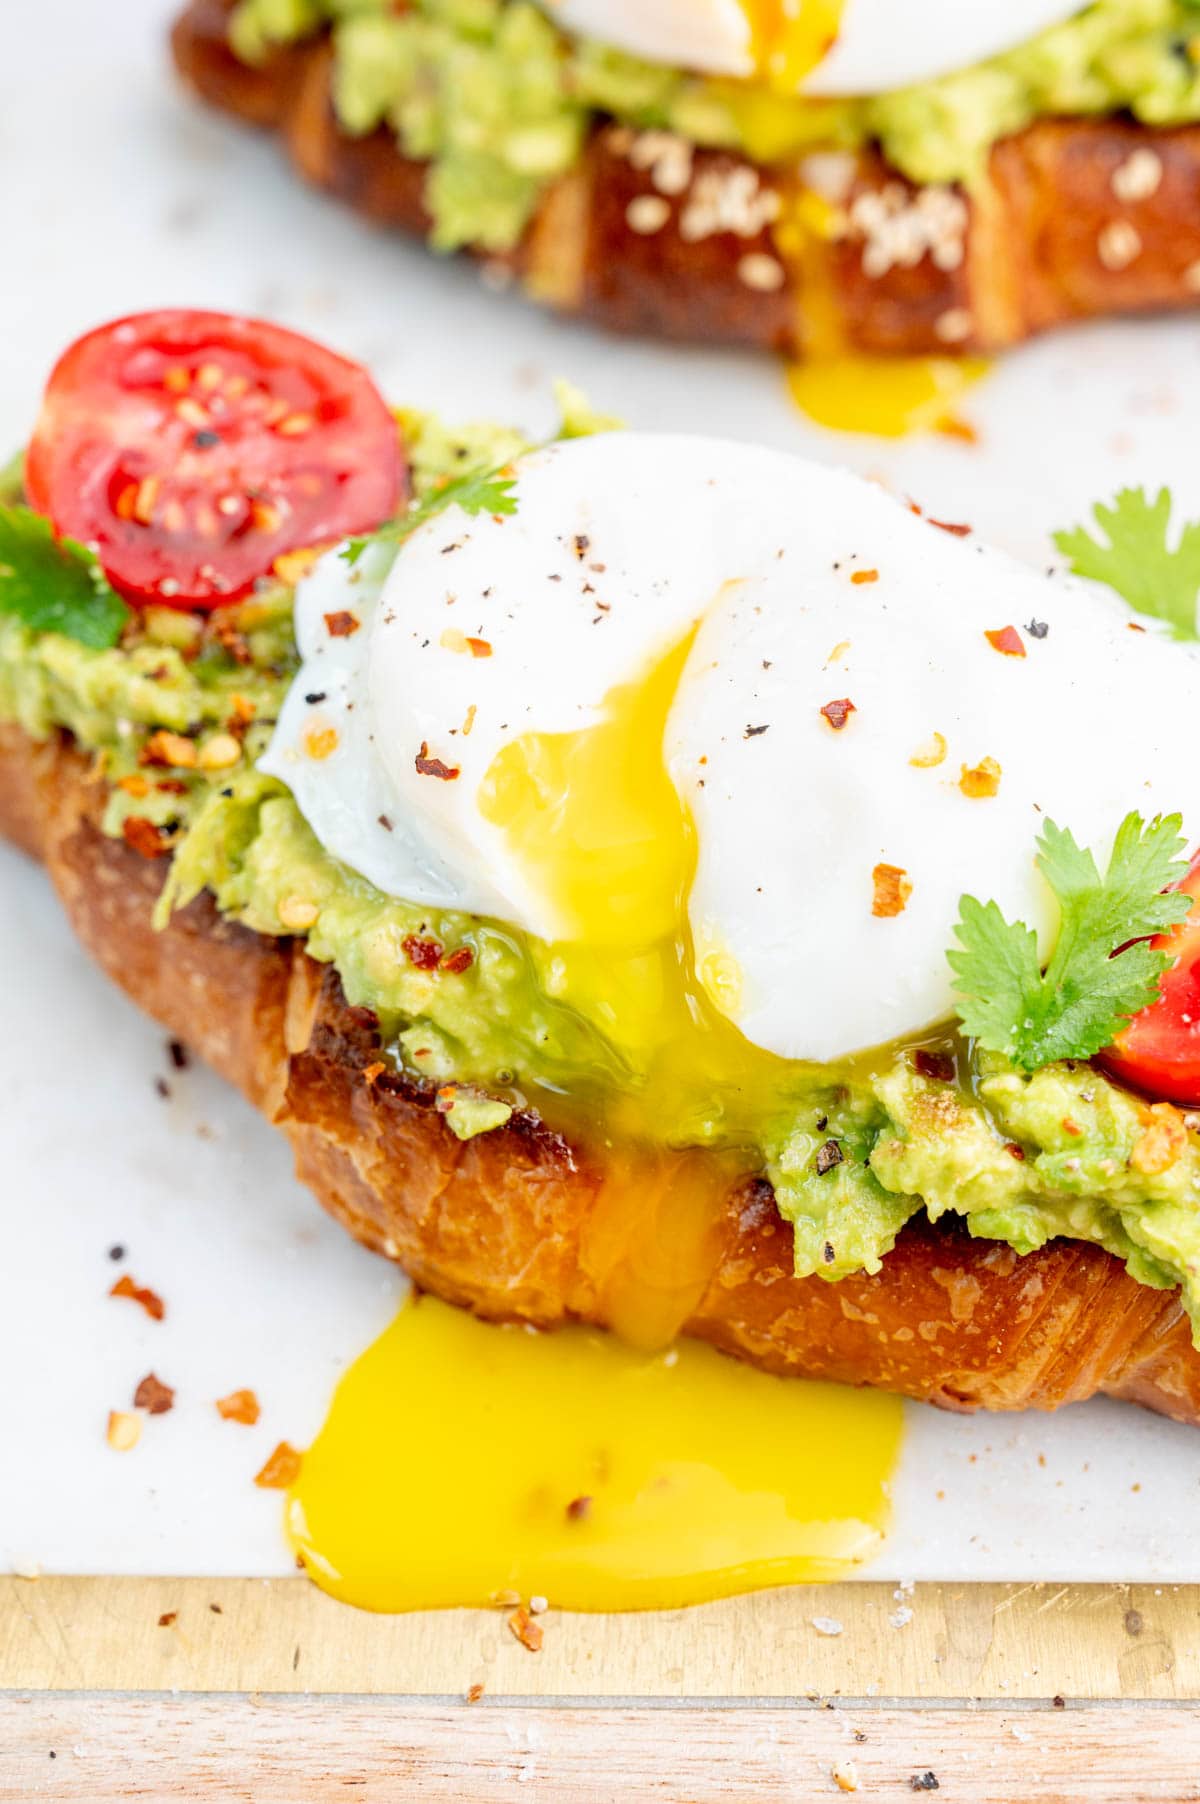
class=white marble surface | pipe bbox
[4,0,1200,1584]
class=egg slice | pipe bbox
[544,0,1083,96]
[262,432,1200,1064]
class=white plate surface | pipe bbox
[4,0,1200,1586]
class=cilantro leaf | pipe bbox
[343,466,519,566]
[948,812,1193,1071]
[1054,487,1200,640]
[0,506,129,650]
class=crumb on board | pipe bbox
[507,1606,544,1653]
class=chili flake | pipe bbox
[850,568,879,585]
[909,732,947,769]
[465,637,492,659]
[1131,1103,1188,1176]
[254,1442,302,1489]
[304,724,339,761]
[440,947,475,975]
[872,863,913,917]
[820,698,856,732]
[110,1274,165,1321]
[134,1374,175,1415]
[107,1411,142,1453]
[324,610,360,638]
[959,756,1002,799]
[402,934,444,971]
[122,815,171,859]
[929,518,971,537]
[216,1389,261,1426]
[140,730,196,770]
[913,1049,955,1083]
[507,1607,544,1654]
[415,742,460,781]
[985,626,1026,658]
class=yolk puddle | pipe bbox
[285,1295,903,1613]
[741,0,845,92]
[786,353,990,439]
[779,188,990,439]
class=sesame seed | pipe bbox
[1097,219,1142,271]
[1111,147,1162,203]
[626,194,671,235]
[737,252,786,293]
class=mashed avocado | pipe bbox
[230,0,1200,248]
[5,403,1200,1338]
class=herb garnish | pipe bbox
[949,812,1192,1071]
[1054,488,1200,641]
[0,505,129,649]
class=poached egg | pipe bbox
[544,0,1084,97]
[262,432,1200,1067]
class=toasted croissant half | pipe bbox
[5,717,1199,1428]
[172,0,1200,359]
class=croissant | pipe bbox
[172,0,1200,359]
[5,717,1198,1427]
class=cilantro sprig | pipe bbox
[0,505,129,650]
[949,812,1193,1071]
[1054,487,1200,641]
[343,464,519,567]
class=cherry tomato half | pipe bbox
[1100,853,1200,1105]
[25,309,405,610]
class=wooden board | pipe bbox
[4,1577,1199,1798]
[5,1694,1200,1802]
[1,1576,1194,1698]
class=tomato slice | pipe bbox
[25,310,405,610]
[1100,853,1200,1105]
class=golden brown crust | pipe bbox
[171,0,1200,356]
[4,715,1200,1425]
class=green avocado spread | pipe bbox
[4,406,1200,1337]
[227,0,1200,249]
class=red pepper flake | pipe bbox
[134,1373,175,1415]
[820,698,857,732]
[466,1682,486,1704]
[435,1085,458,1115]
[985,626,1026,658]
[1062,1117,1083,1138]
[362,1061,386,1086]
[139,730,197,770]
[216,1389,260,1426]
[566,1494,593,1521]
[959,756,1002,799]
[402,934,444,971]
[121,816,170,860]
[415,741,460,782]
[110,1274,165,1321]
[324,610,360,638]
[929,518,972,538]
[254,1442,302,1489]
[155,778,190,796]
[1005,1142,1027,1161]
[440,947,475,975]
[465,637,492,658]
[158,1611,178,1629]
[937,416,978,445]
[850,569,878,585]
[913,1049,955,1083]
[872,864,913,918]
[507,1607,544,1653]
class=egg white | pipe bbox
[543,0,1083,96]
[263,433,1200,1062]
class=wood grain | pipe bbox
[2,1577,1198,1700]
[4,1693,1200,1802]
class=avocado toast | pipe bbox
[7,307,1200,1432]
[173,0,1200,359]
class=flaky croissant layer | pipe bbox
[3,718,1199,1426]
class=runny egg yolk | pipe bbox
[285,1295,903,1613]
[476,630,797,1149]
[740,0,845,92]
[787,353,990,439]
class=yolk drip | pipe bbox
[787,353,990,439]
[741,0,846,92]
[780,189,991,439]
[476,632,799,1151]
[285,1295,903,1613]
